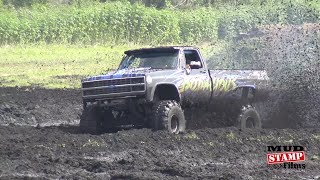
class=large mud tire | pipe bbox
[152,100,186,134]
[80,106,115,134]
[237,105,262,129]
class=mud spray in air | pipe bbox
[0,25,319,179]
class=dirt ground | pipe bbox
[0,87,319,179]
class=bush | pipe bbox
[2,0,48,7]
[0,0,318,45]
[216,1,319,41]
[0,2,215,45]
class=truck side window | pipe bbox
[184,50,203,69]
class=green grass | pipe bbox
[0,1,318,89]
[0,44,220,89]
[0,44,139,88]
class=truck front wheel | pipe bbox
[152,100,186,134]
[80,106,115,134]
[237,105,262,129]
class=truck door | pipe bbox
[181,49,212,105]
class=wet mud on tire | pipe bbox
[0,87,320,179]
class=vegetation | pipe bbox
[0,0,318,45]
[0,0,319,88]
[0,45,133,88]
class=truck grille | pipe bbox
[82,77,145,98]
[82,78,144,88]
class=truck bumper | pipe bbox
[83,94,147,110]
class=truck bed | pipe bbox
[209,70,269,81]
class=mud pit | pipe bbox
[0,87,320,179]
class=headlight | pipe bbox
[146,75,153,84]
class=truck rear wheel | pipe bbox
[80,106,115,134]
[237,105,261,129]
[152,100,186,134]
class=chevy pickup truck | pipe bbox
[80,46,269,134]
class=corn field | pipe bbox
[0,0,318,45]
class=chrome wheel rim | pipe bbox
[171,115,179,133]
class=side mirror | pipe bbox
[190,61,201,69]
[185,64,191,75]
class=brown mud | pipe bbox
[0,87,320,179]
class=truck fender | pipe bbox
[150,83,181,102]
[233,85,256,99]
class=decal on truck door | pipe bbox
[212,79,237,96]
[179,78,237,96]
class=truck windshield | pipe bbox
[118,52,178,70]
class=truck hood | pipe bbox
[82,68,181,82]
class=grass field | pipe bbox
[0,45,136,88]
[0,0,318,89]
[0,44,220,88]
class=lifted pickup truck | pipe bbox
[80,46,269,134]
